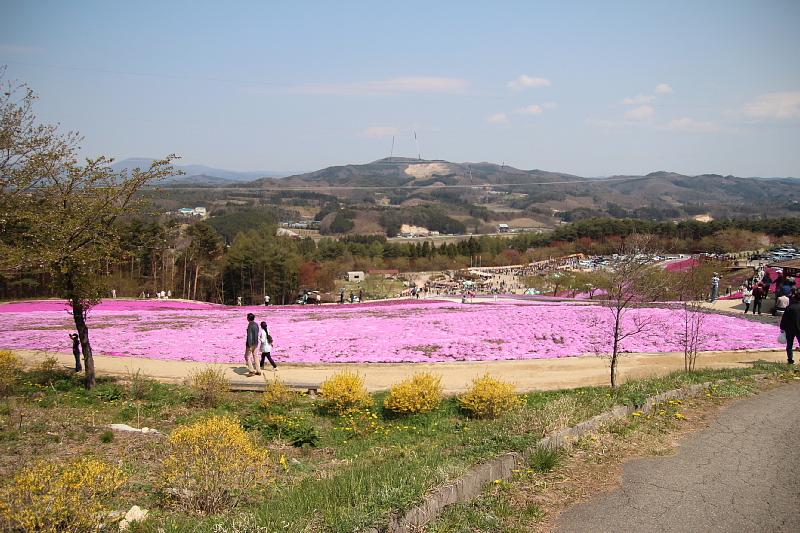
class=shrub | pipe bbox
[99,430,115,443]
[527,445,562,472]
[459,374,521,419]
[384,372,444,414]
[261,376,295,409]
[0,350,23,397]
[188,366,230,408]
[125,366,154,400]
[32,354,65,385]
[319,370,374,415]
[0,457,127,533]
[160,414,270,513]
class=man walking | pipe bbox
[779,289,800,365]
[245,313,261,376]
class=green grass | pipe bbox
[0,362,795,532]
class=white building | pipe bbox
[348,271,365,283]
[178,207,207,217]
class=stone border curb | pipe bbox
[369,372,779,533]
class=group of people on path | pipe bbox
[741,271,796,316]
[244,313,277,376]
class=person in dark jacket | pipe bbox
[245,313,261,376]
[752,283,766,315]
[69,333,82,373]
[778,289,800,365]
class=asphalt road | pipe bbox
[554,381,800,533]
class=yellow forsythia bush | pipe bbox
[319,370,374,415]
[261,376,295,408]
[459,374,521,419]
[0,350,23,397]
[384,372,444,414]
[160,414,269,514]
[0,457,127,533]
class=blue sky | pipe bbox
[1,0,798,178]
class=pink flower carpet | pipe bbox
[0,299,781,364]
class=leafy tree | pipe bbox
[0,69,180,388]
[183,222,225,301]
[224,224,300,305]
[329,212,355,233]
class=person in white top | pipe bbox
[258,321,278,371]
[742,285,753,314]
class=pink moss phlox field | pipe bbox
[0,299,781,364]
[664,258,699,272]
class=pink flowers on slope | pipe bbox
[0,299,781,364]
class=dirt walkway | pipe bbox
[12,347,784,395]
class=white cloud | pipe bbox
[487,113,509,123]
[362,126,400,137]
[246,76,470,96]
[743,92,800,119]
[624,105,654,120]
[514,105,543,115]
[507,75,551,91]
[654,83,674,94]
[666,118,720,132]
[622,94,656,105]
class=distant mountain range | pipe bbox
[114,156,795,186]
[109,158,303,184]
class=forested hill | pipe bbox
[248,158,585,189]
[146,158,800,230]
[230,159,799,215]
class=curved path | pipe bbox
[554,382,800,532]
[11,346,786,395]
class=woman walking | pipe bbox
[742,284,753,314]
[259,321,278,371]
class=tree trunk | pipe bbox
[610,311,622,388]
[71,300,96,390]
[182,254,188,299]
[193,263,201,301]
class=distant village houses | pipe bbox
[280,220,319,229]
[177,207,207,217]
